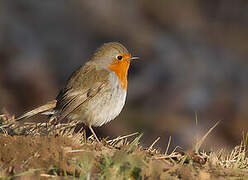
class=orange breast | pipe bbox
[108,58,130,90]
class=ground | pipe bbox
[1,112,248,179]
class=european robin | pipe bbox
[17,42,138,142]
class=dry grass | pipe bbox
[1,110,248,179]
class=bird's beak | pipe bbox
[129,56,139,61]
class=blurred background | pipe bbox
[1,0,248,152]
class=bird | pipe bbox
[17,42,138,142]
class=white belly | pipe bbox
[91,72,127,126]
[92,87,126,126]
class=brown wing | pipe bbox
[54,62,109,123]
[54,82,107,122]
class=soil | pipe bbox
[1,133,248,179]
[0,134,82,177]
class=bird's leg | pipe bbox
[88,125,100,142]
[83,128,87,144]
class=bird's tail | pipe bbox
[16,100,57,120]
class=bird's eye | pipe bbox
[117,55,123,60]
